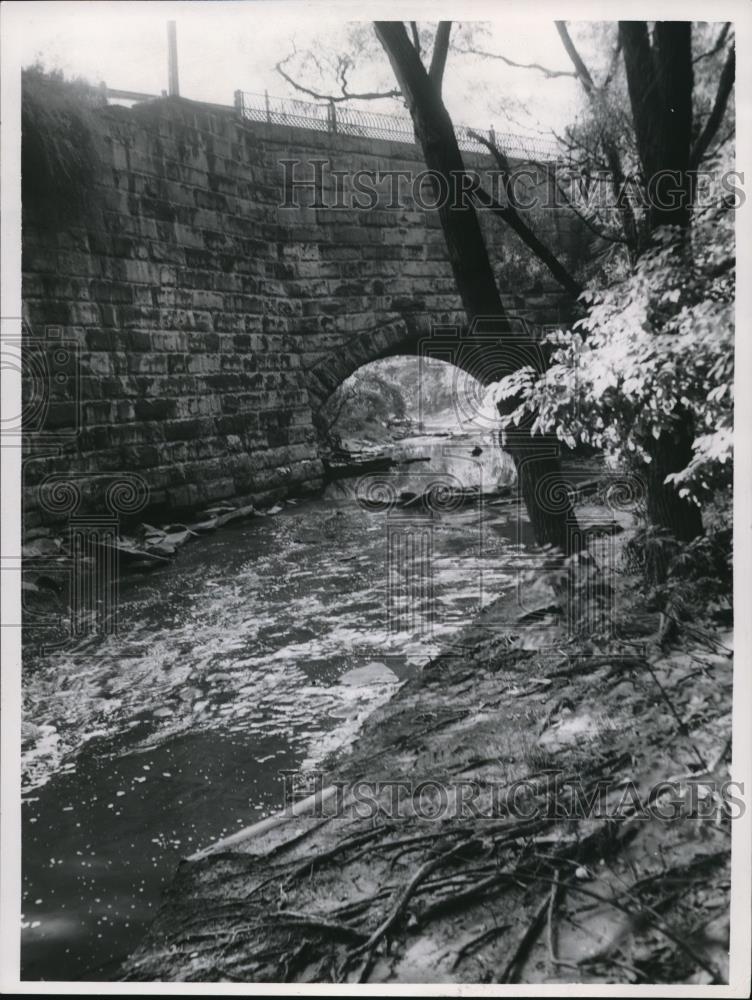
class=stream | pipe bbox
[21,433,537,980]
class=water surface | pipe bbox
[21,434,534,979]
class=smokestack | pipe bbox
[167,21,179,97]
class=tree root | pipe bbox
[341,838,482,982]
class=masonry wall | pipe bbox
[22,96,589,533]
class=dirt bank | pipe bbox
[119,501,734,985]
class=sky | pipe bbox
[2,1,594,139]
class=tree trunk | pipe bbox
[619,21,694,234]
[374,21,582,556]
[619,22,703,543]
[643,414,704,543]
[507,417,581,554]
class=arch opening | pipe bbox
[319,356,516,497]
[320,356,502,448]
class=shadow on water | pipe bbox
[21,432,537,980]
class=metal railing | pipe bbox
[100,83,559,160]
[234,90,560,161]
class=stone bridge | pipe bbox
[21,95,592,531]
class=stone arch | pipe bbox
[303,311,552,419]
[304,314,425,415]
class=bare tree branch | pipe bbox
[467,128,517,205]
[553,22,641,254]
[693,22,731,65]
[690,44,735,169]
[473,185,583,297]
[453,45,575,80]
[429,22,452,92]
[409,21,421,57]
[554,21,596,96]
[503,148,633,247]
[601,36,623,90]
[706,124,735,163]
[275,53,401,104]
[540,169,631,246]
[468,130,583,296]
[552,126,611,173]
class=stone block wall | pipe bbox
[22,95,589,533]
